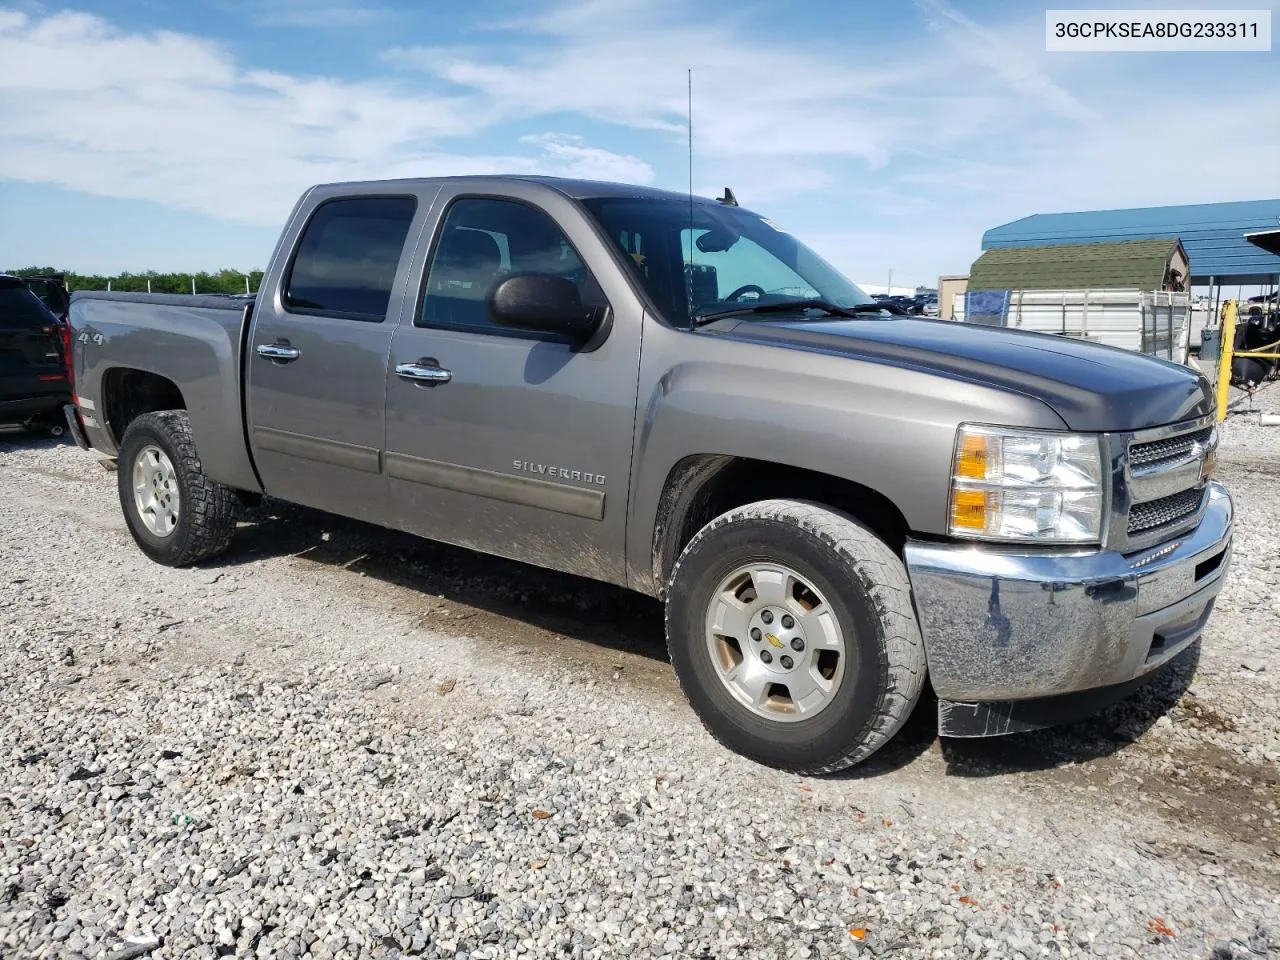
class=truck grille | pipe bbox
[1127,487,1204,535]
[1121,419,1215,546]
[1129,426,1213,470]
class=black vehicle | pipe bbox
[868,293,912,315]
[20,274,71,322]
[0,274,71,435]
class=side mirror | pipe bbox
[488,273,601,339]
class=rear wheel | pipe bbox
[665,499,926,774]
[117,410,236,566]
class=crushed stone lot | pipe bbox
[2,390,1279,960]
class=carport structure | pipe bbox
[981,198,1280,310]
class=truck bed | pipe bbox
[69,291,260,492]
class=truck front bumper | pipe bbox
[903,482,1233,737]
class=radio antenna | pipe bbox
[687,67,695,316]
[687,68,694,206]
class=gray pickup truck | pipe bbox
[64,176,1233,772]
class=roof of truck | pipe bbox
[314,175,728,205]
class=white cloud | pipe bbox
[0,10,654,226]
[385,17,915,172]
[517,134,655,185]
[2,2,1277,286]
[386,0,1279,285]
[380,0,1088,219]
[913,0,1098,123]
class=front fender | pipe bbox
[624,326,1066,594]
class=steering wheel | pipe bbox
[724,283,767,302]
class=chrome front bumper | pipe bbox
[904,482,1233,708]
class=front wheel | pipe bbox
[665,499,926,774]
[117,410,237,566]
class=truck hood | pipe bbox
[707,316,1212,432]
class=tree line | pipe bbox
[5,266,265,295]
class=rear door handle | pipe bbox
[395,360,452,384]
[256,343,301,363]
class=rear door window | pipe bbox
[0,284,61,373]
[283,196,417,322]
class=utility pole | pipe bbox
[191,277,196,295]
[887,268,893,294]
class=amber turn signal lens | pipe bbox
[955,432,989,480]
[950,489,989,530]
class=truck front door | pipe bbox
[383,187,642,585]
[246,193,423,525]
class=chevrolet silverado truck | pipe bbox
[64,176,1233,773]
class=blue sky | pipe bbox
[0,0,1276,288]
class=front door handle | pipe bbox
[256,342,301,363]
[395,360,452,384]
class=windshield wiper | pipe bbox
[692,298,899,326]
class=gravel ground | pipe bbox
[1,387,1278,960]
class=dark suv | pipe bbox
[20,274,71,322]
[0,274,71,435]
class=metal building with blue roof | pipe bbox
[981,199,1280,285]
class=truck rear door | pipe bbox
[382,185,642,585]
[245,192,426,525]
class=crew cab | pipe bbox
[64,176,1232,772]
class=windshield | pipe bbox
[579,197,875,328]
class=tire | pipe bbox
[117,410,237,566]
[665,498,926,774]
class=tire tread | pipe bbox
[665,497,927,774]
[119,410,237,566]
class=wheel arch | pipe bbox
[647,454,912,599]
[101,366,186,448]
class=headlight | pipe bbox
[949,425,1105,544]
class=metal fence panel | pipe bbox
[953,288,1192,362]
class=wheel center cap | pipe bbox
[749,606,807,673]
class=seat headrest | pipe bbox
[438,229,502,272]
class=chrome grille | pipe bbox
[1130,426,1213,470]
[1128,487,1204,535]
[1118,418,1215,548]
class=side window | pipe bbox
[419,198,592,332]
[284,196,417,321]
